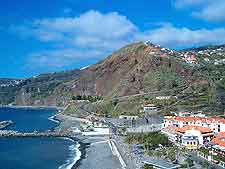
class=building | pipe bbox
[212,132,225,155]
[161,125,178,143]
[182,53,197,64]
[143,104,158,114]
[163,116,225,133]
[176,126,213,149]
[156,96,174,100]
[119,115,138,120]
[177,111,192,117]
[143,158,180,169]
[175,111,206,117]
[191,111,206,118]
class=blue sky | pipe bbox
[1,0,225,78]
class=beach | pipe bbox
[75,137,122,169]
[55,113,123,169]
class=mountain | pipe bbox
[1,42,225,114]
[59,42,192,97]
[0,70,81,106]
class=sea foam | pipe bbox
[58,141,81,169]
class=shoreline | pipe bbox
[0,105,65,111]
[0,106,121,169]
[71,139,90,169]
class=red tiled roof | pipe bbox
[176,125,212,134]
[165,116,225,124]
[212,132,225,147]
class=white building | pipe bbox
[176,126,213,149]
[143,104,158,114]
[119,115,138,120]
[163,116,225,133]
[161,125,178,143]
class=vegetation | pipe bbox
[72,95,103,103]
[143,164,154,169]
[213,153,225,162]
[180,158,194,168]
[143,65,185,91]
[125,132,169,149]
[0,42,225,116]
[199,147,209,156]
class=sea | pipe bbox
[0,107,81,169]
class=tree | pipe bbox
[144,164,154,169]
[202,161,210,169]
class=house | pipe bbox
[182,54,197,64]
[143,104,158,114]
[191,111,206,118]
[156,96,177,100]
[177,111,192,117]
[119,115,138,121]
[176,111,206,117]
[176,126,213,149]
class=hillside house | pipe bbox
[182,54,197,64]
[119,115,138,121]
[143,104,158,114]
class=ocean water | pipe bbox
[0,107,58,132]
[0,107,80,169]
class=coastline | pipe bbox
[54,112,87,169]
[55,113,122,169]
[0,105,65,111]
[0,106,122,169]
[71,139,90,169]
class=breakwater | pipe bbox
[0,120,14,129]
[0,130,73,137]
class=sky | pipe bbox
[1,0,225,78]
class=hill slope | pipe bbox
[0,42,225,114]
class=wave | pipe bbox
[59,137,75,143]
[48,115,60,124]
[58,141,81,169]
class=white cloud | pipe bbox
[192,1,225,22]
[137,24,225,48]
[174,0,225,22]
[27,49,103,69]
[12,10,225,69]
[174,0,207,9]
